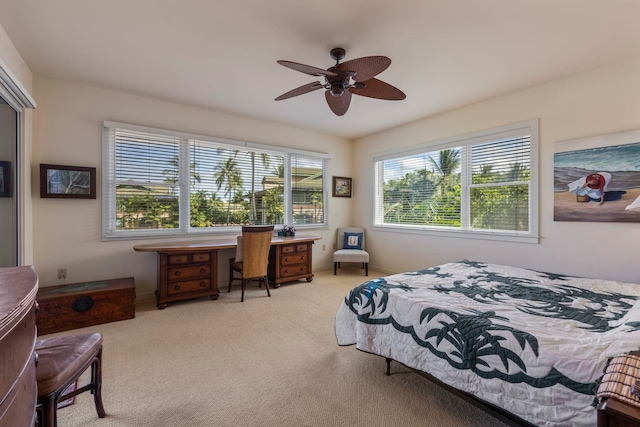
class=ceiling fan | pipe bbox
[275,47,406,116]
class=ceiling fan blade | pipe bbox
[336,56,391,82]
[325,90,352,116]
[277,60,338,77]
[349,78,406,100]
[275,82,324,101]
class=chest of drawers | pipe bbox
[268,241,314,287]
[0,266,39,427]
[156,250,219,309]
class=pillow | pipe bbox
[343,232,363,250]
[235,236,243,262]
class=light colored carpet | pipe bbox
[54,267,508,427]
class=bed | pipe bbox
[335,261,640,426]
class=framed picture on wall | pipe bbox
[554,128,640,222]
[332,176,352,198]
[0,161,10,198]
[40,164,96,199]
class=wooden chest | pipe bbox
[36,277,135,336]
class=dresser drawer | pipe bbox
[0,308,35,404]
[168,254,189,265]
[168,264,211,281]
[280,265,308,278]
[168,252,211,265]
[192,252,211,262]
[281,254,307,265]
[167,279,211,295]
[280,244,308,254]
[0,351,37,427]
[281,245,296,254]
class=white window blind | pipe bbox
[102,121,330,240]
[373,120,538,243]
[291,154,326,226]
[468,136,531,232]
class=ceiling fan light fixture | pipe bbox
[275,48,406,115]
[330,86,345,97]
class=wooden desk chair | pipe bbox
[228,225,275,302]
[35,332,105,427]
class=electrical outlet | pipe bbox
[57,268,67,280]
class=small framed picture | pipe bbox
[40,164,96,199]
[332,176,352,198]
[0,161,10,198]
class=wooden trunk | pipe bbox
[36,277,135,336]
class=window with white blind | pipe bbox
[373,120,538,243]
[102,121,329,239]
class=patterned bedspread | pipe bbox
[335,261,640,426]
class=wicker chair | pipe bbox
[228,225,275,302]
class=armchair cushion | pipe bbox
[333,249,369,263]
[343,232,363,250]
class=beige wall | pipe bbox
[353,57,640,284]
[0,23,34,265]
[31,77,352,297]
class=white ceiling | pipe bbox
[1,0,640,139]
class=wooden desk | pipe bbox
[134,235,320,308]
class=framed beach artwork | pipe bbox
[554,128,640,222]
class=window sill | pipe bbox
[371,224,539,244]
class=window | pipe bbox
[102,122,329,239]
[373,120,538,243]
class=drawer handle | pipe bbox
[174,285,181,291]
[284,258,289,263]
[300,256,305,261]
[72,296,94,313]
[174,271,181,276]
[200,282,206,287]
[283,269,289,274]
[200,268,206,274]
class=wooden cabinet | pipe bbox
[597,397,640,426]
[0,266,39,427]
[156,250,219,309]
[268,241,314,287]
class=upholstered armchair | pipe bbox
[333,227,369,275]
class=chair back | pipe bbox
[240,225,274,279]
[337,227,365,250]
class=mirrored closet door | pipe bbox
[0,96,18,267]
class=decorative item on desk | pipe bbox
[282,225,296,236]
